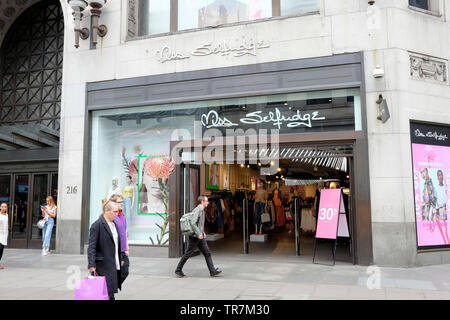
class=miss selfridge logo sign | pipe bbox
[201,109,326,130]
[414,129,448,141]
[156,37,270,63]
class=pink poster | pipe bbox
[315,189,342,239]
[412,143,450,247]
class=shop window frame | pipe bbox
[408,0,444,18]
[126,0,320,41]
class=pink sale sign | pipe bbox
[315,189,342,240]
[412,143,450,247]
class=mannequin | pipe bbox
[107,176,121,199]
[122,175,136,227]
[254,183,267,235]
[273,182,284,227]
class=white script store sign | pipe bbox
[156,37,270,63]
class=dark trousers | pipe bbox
[176,237,215,274]
[0,243,4,262]
[120,252,129,283]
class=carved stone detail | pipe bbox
[410,53,448,84]
[127,0,137,38]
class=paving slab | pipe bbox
[2,249,450,300]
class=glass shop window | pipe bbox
[408,0,441,15]
[130,0,318,37]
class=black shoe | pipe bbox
[210,268,222,277]
[175,270,185,278]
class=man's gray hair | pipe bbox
[198,195,208,203]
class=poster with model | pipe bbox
[206,163,220,190]
[120,128,176,246]
[411,122,450,249]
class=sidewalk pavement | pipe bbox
[1,249,450,300]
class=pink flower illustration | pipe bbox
[145,157,175,179]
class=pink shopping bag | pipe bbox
[74,276,109,300]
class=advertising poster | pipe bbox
[411,122,450,249]
[206,164,220,190]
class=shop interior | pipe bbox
[195,145,354,263]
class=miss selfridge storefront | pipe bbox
[82,52,373,265]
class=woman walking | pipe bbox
[41,196,57,256]
[0,203,8,270]
[109,194,130,284]
[88,200,123,300]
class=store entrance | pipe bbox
[179,143,354,263]
[0,172,58,249]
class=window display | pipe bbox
[89,88,361,246]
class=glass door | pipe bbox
[29,173,50,249]
[181,164,200,254]
[10,174,30,248]
[0,175,12,244]
[7,172,58,249]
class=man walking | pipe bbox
[175,195,222,278]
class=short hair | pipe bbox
[103,200,117,213]
[109,194,123,202]
[437,170,443,175]
[420,167,428,173]
[198,195,208,203]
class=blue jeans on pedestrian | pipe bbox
[255,202,265,227]
[123,197,132,227]
[42,218,54,248]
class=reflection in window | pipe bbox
[281,0,318,16]
[138,0,170,36]
[179,0,272,31]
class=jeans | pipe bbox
[42,218,54,248]
[254,202,265,227]
[123,197,132,227]
[176,237,216,274]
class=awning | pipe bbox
[0,124,59,150]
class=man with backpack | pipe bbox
[175,195,222,278]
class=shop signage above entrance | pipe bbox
[201,108,326,130]
[156,37,270,63]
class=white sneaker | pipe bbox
[41,248,47,256]
[45,247,50,255]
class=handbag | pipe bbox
[74,273,109,300]
[285,208,293,221]
[37,219,46,229]
[261,213,271,223]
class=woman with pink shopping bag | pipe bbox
[84,200,124,300]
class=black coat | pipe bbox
[88,215,123,296]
